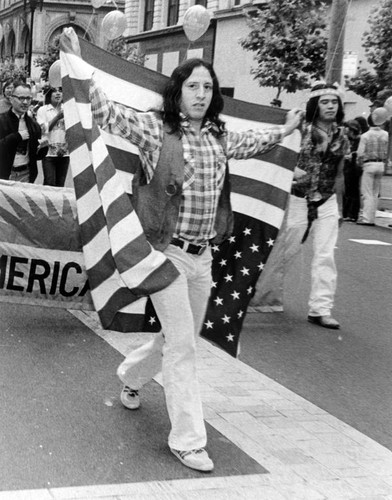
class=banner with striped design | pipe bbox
[60,34,300,356]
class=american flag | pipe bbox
[60,34,300,357]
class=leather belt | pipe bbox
[170,238,207,255]
[12,165,29,172]
[363,159,383,163]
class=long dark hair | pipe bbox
[44,86,62,105]
[162,58,225,136]
[305,84,345,125]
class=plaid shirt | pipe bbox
[357,127,389,165]
[90,81,286,244]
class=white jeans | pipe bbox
[288,194,339,316]
[117,244,212,451]
[360,162,384,224]
[251,195,339,317]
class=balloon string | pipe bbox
[111,0,119,9]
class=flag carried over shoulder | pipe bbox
[60,32,179,334]
[60,31,300,357]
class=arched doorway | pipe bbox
[49,24,91,46]
[6,30,15,58]
[0,38,4,63]
[21,25,30,69]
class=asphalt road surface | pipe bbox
[0,304,263,491]
[240,221,392,451]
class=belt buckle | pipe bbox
[196,244,206,255]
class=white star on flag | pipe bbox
[222,315,231,324]
[240,267,250,276]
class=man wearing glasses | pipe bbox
[0,81,47,183]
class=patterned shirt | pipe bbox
[90,81,286,244]
[36,104,69,157]
[357,127,389,164]
[294,123,348,202]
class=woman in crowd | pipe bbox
[0,79,14,114]
[36,86,69,187]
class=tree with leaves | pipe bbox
[240,0,328,104]
[34,35,61,81]
[345,0,392,103]
[0,62,28,85]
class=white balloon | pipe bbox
[372,107,389,126]
[183,5,211,42]
[48,60,62,88]
[102,10,127,40]
[91,0,107,8]
[384,96,392,116]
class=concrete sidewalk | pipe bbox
[3,310,392,500]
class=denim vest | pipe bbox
[132,128,233,251]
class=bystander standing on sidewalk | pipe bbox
[36,86,69,187]
[357,114,389,226]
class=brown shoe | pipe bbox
[308,315,340,329]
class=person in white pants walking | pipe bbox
[356,114,388,225]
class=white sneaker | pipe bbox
[120,385,140,410]
[170,448,214,472]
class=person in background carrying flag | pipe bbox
[251,83,348,329]
[66,30,302,473]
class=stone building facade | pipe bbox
[0,0,124,81]
[123,0,382,119]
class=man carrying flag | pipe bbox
[62,28,302,473]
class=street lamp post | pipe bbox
[24,0,43,75]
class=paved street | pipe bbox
[0,179,392,499]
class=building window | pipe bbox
[167,0,179,26]
[195,0,208,6]
[144,0,155,32]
